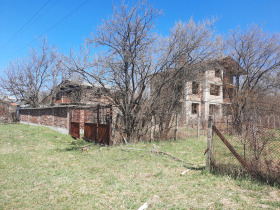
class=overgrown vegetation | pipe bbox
[1,124,279,209]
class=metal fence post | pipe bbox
[206,116,213,171]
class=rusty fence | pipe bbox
[68,105,113,145]
[69,108,81,139]
[209,115,280,184]
[84,105,112,145]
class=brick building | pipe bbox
[19,81,117,144]
[52,80,111,105]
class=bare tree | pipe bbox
[64,1,222,142]
[0,37,62,107]
[150,18,224,139]
[227,24,280,132]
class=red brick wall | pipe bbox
[19,106,115,135]
[69,108,85,129]
[54,107,68,128]
[56,95,71,104]
[19,109,29,122]
[40,108,53,126]
[20,107,69,129]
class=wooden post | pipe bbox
[206,116,213,171]
[150,115,154,142]
[174,113,178,140]
[197,115,200,138]
[117,123,127,144]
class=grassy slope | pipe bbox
[0,124,279,209]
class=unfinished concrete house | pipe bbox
[184,56,246,122]
[150,56,246,124]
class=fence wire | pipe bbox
[211,116,280,184]
[148,114,208,141]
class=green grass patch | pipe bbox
[0,123,279,209]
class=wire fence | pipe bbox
[147,114,208,141]
[211,115,280,184]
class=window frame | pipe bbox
[191,103,199,114]
[192,81,199,94]
[210,84,220,96]
[215,69,221,78]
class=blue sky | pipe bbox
[0,0,280,74]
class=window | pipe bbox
[215,69,221,77]
[192,81,199,94]
[192,103,199,114]
[210,84,220,96]
[209,104,219,115]
[56,92,62,100]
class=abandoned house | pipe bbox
[51,80,111,105]
[151,56,246,123]
[19,80,117,145]
[184,56,246,122]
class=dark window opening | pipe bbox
[210,84,220,96]
[192,103,199,114]
[192,81,199,94]
[215,69,221,77]
[56,92,62,100]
